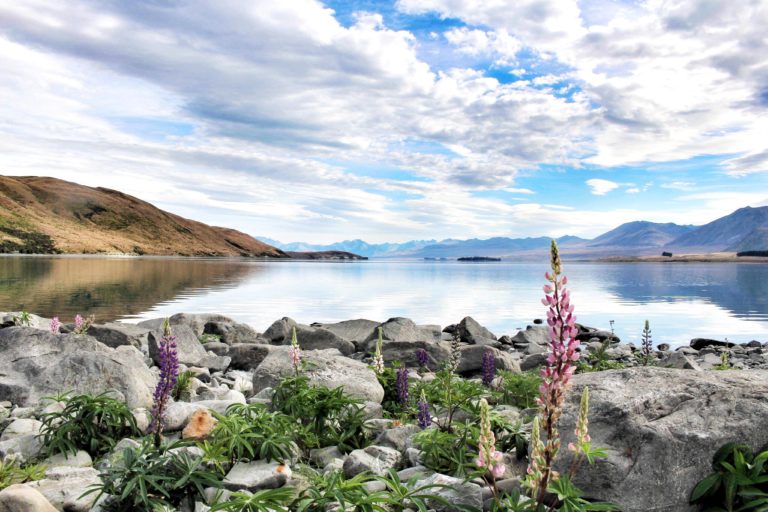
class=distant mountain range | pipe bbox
[261,206,768,259]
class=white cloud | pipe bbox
[586,178,619,195]
[626,187,641,194]
[0,0,767,244]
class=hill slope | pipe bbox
[0,176,286,257]
[668,206,768,251]
[589,221,696,247]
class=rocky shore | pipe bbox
[0,311,767,511]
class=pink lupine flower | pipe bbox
[50,317,61,334]
[525,240,582,503]
[477,399,505,480]
[74,314,84,331]
[289,326,302,374]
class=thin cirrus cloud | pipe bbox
[0,0,767,243]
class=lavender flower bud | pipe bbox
[416,348,429,368]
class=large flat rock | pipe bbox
[555,367,768,512]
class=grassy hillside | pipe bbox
[0,176,287,257]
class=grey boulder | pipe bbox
[264,318,355,355]
[343,445,402,477]
[223,461,292,491]
[555,367,768,512]
[456,316,497,344]
[0,485,58,512]
[457,345,521,374]
[363,317,441,344]
[0,327,155,409]
[252,347,384,403]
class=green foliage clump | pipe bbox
[293,469,380,512]
[497,370,542,410]
[272,376,371,452]
[690,442,768,510]
[200,333,222,344]
[83,439,222,511]
[713,352,733,371]
[39,392,140,457]
[172,370,195,401]
[0,456,46,490]
[413,422,478,477]
[210,487,294,511]
[207,403,298,465]
[413,369,488,431]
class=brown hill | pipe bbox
[0,176,287,257]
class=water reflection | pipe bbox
[0,256,259,320]
[0,257,766,346]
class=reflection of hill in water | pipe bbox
[601,263,768,318]
[0,257,258,321]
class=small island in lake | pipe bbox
[457,256,501,262]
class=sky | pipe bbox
[1,0,767,244]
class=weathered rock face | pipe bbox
[252,347,384,403]
[555,368,768,512]
[264,318,356,355]
[360,338,452,371]
[0,327,155,409]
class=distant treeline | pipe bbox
[737,250,768,257]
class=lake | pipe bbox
[1,255,767,347]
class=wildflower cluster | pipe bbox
[149,319,179,445]
[372,326,385,374]
[50,317,61,334]
[289,326,302,374]
[526,240,582,503]
[73,314,94,335]
[481,349,495,387]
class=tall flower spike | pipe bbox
[641,320,653,365]
[448,332,461,373]
[417,390,431,429]
[525,240,581,503]
[569,387,591,453]
[481,349,496,387]
[150,319,179,446]
[289,326,302,374]
[396,366,409,405]
[476,398,504,478]
[50,317,61,334]
[372,326,385,374]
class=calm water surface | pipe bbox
[1,256,767,347]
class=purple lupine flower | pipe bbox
[396,367,409,405]
[481,349,496,387]
[50,317,61,334]
[416,348,429,369]
[150,319,179,445]
[525,240,582,503]
[417,390,431,429]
